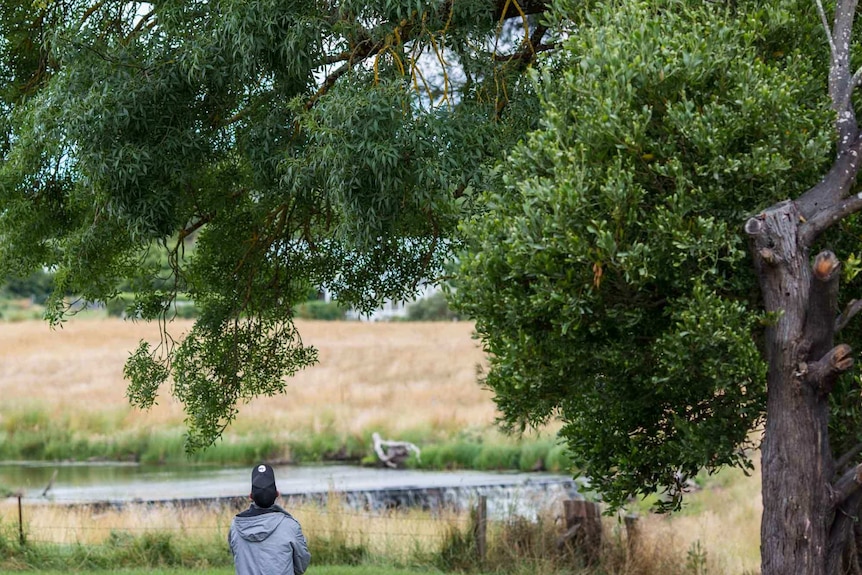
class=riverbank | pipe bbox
[0,407,570,472]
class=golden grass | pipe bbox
[0,318,495,438]
[635,463,762,574]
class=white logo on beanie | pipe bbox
[258,465,267,473]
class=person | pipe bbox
[229,463,311,575]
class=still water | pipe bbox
[0,461,580,508]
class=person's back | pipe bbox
[229,464,311,575]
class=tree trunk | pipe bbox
[750,4,862,573]
[749,202,837,575]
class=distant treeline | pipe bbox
[0,269,456,322]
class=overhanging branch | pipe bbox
[833,461,862,507]
[492,0,550,19]
[302,0,553,111]
[799,192,862,245]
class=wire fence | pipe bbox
[1,491,614,562]
[2,477,586,548]
[1,492,478,553]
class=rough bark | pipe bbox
[750,202,834,575]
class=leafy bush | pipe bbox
[406,292,457,321]
[1,270,55,305]
[294,300,348,320]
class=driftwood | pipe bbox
[372,432,421,468]
[41,469,58,497]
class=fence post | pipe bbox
[586,501,602,559]
[624,513,640,554]
[17,494,24,545]
[474,495,487,562]
[562,499,602,564]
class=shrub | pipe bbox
[406,292,457,321]
[294,300,348,320]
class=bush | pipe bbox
[475,444,521,470]
[106,295,130,317]
[406,292,457,321]
[545,445,574,474]
[294,300,347,320]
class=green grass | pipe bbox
[0,567,446,575]
[0,405,571,472]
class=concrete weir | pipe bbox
[172,476,582,518]
[282,477,583,517]
[7,463,584,518]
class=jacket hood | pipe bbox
[233,509,287,543]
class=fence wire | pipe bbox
[1,493,481,549]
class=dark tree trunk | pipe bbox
[749,203,835,575]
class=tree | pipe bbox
[455,1,862,573]
[0,0,553,448]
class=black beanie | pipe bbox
[251,463,278,508]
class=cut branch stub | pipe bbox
[744,215,765,236]
[805,344,854,394]
[804,250,842,365]
[813,251,841,281]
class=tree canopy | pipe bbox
[456,0,839,510]
[0,0,550,448]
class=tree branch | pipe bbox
[305,62,350,110]
[797,133,862,212]
[830,0,860,152]
[78,0,109,30]
[493,42,556,62]
[177,216,211,241]
[837,443,862,475]
[492,0,550,19]
[800,192,862,246]
[804,250,841,361]
[836,299,862,333]
[830,489,862,575]
[299,1,553,113]
[128,9,156,38]
[815,0,837,57]
[803,344,854,394]
[833,461,862,507]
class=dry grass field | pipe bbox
[0,317,763,573]
[0,317,496,438]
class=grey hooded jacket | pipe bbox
[229,504,311,575]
